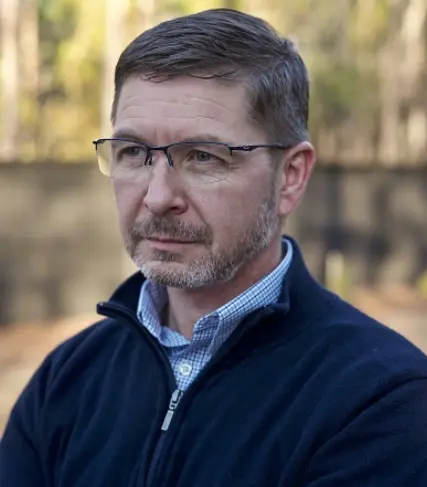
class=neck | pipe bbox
[166,236,283,339]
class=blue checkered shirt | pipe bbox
[137,238,292,391]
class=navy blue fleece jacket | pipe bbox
[1,239,427,486]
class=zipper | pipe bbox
[98,300,276,487]
[145,307,278,487]
[161,389,184,431]
[145,388,184,486]
[97,302,178,486]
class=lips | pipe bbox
[147,237,195,244]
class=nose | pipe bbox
[142,153,187,216]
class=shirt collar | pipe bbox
[137,239,293,350]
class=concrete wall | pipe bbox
[1,163,426,325]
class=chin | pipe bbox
[138,258,182,277]
[134,251,186,267]
[139,263,198,288]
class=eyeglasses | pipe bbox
[92,138,290,185]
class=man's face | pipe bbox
[112,76,286,288]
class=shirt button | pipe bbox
[179,362,192,376]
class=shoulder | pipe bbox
[301,302,427,486]
[304,296,427,398]
[278,296,427,445]
[47,318,124,369]
[322,296,426,363]
[2,318,131,444]
[270,291,427,397]
[16,318,134,405]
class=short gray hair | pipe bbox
[112,9,309,146]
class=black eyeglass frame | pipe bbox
[92,138,291,168]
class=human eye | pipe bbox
[185,143,229,166]
[112,141,146,165]
[177,145,230,182]
[190,150,217,163]
[184,148,224,174]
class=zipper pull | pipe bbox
[161,389,183,431]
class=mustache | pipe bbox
[130,217,212,244]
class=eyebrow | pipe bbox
[111,129,149,143]
[178,134,235,145]
[111,130,235,146]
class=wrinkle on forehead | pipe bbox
[119,100,235,122]
[117,96,240,128]
[114,76,262,144]
[119,92,236,113]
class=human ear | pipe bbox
[277,141,316,216]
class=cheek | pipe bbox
[113,182,144,233]
[202,185,266,240]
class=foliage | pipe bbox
[0,0,426,165]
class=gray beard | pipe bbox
[126,187,278,289]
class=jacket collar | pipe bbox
[101,236,332,326]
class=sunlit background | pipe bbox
[1,0,426,434]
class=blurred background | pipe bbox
[1,0,426,433]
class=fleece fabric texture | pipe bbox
[1,238,427,487]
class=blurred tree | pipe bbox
[175,0,224,16]
[223,0,243,8]
[1,0,425,166]
[377,0,427,166]
[37,0,105,161]
[20,0,40,160]
[139,0,156,30]
[101,0,128,136]
[0,0,20,161]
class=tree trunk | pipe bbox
[20,0,40,159]
[0,0,20,161]
[377,0,427,166]
[400,0,427,164]
[101,0,128,136]
[141,0,156,31]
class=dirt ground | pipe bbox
[1,287,426,435]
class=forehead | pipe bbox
[114,76,264,144]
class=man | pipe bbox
[1,8,426,487]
